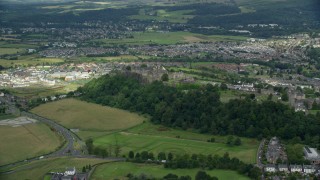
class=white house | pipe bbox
[278,164,289,172]
[303,165,316,174]
[290,165,302,173]
[265,164,276,172]
[64,167,76,176]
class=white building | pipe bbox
[64,167,76,176]
[265,164,276,172]
[290,165,302,173]
[278,164,289,172]
[303,165,316,174]
[304,147,320,165]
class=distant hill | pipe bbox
[1,0,76,4]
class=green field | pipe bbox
[92,162,250,180]
[0,48,26,55]
[31,99,146,139]
[95,31,248,45]
[130,9,195,23]
[0,123,63,166]
[94,122,258,164]
[0,157,111,180]
[0,57,64,68]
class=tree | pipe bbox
[281,92,289,102]
[135,152,141,160]
[234,137,242,146]
[220,83,228,90]
[168,152,173,161]
[195,171,217,180]
[141,151,149,160]
[161,73,169,81]
[158,152,166,160]
[226,136,234,146]
[82,166,86,173]
[163,173,178,180]
[129,151,134,159]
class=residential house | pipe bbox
[278,164,289,173]
[303,165,317,174]
[304,146,320,165]
[290,165,302,173]
[64,167,76,176]
[265,164,276,173]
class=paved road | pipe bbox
[0,94,89,170]
[21,111,87,157]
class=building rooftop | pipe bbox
[304,147,320,159]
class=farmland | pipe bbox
[0,123,63,166]
[91,162,250,180]
[0,157,111,180]
[0,57,64,68]
[93,122,258,164]
[94,31,248,46]
[31,98,147,139]
[0,48,26,56]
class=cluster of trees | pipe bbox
[81,164,92,173]
[126,171,217,180]
[167,3,240,16]
[164,152,261,179]
[126,150,260,179]
[128,151,173,163]
[79,73,320,148]
[188,0,320,37]
[226,136,242,146]
[85,138,121,158]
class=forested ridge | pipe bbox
[79,73,320,147]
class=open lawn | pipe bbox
[0,157,111,180]
[31,99,146,139]
[92,162,250,180]
[0,123,63,166]
[94,31,248,45]
[94,122,258,163]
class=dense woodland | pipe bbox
[79,73,320,149]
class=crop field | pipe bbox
[0,123,63,166]
[92,162,250,180]
[94,122,258,164]
[95,31,248,45]
[31,99,146,139]
[0,157,111,180]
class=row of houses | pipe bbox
[265,164,318,174]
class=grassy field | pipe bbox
[31,99,146,139]
[0,123,63,166]
[130,9,195,23]
[0,157,111,180]
[0,57,64,68]
[92,162,250,180]
[94,122,258,164]
[94,31,248,45]
[0,48,26,55]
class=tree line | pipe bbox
[126,150,260,179]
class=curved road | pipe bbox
[21,111,86,157]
